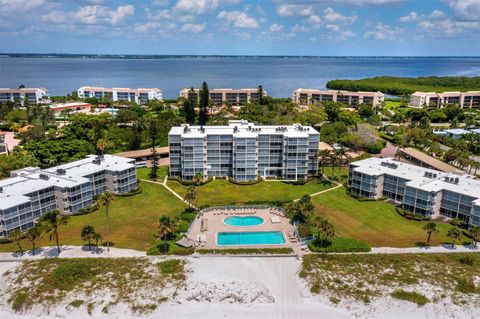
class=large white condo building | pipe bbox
[0,155,137,237]
[409,91,480,108]
[78,86,162,104]
[169,120,319,182]
[179,88,267,106]
[0,88,49,105]
[348,157,480,227]
[292,89,384,107]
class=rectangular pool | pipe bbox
[217,231,286,246]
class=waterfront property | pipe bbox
[292,88,384,108]
[168,120,319,181]
[0,154,137,237]
[187,206,298,250]
[0,88,49,105]
[77,86,162,104]
[179,88,267,106]
[348,157,480,227]
[409,91,480,108]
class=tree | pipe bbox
[157,216,177,254]
[285,195,314,224]
[41,211,67,254]
[317,149,331,177]
[149,119,159,180]
[198,81,209,125]
[193,172,203,184]
[422,222,438,246]
[447,227,463,249]
[258,85,266,105]
[92,232,103,252]
[25,225,41,256]
[470,226,480,249]
[311,216,335,247]
[183,98,195,124]
[184,185,198,208]
[81,225,96,250]
[98,192,113,252]
[10,229,24,256]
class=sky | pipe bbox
[0,0,479,56]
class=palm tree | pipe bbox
[92,232,103,252]
[25,225,41,256]
[447,227,463,249]
[157,216,178,254]
[10,229,24,256]
[422,222,438,246]
[96,138,107,156]
[98,192,113,252]
[311,216,335,247]
[329,152,338,180]
[470,226,480,249]
[317,149,331,177]
[81,225,95,251]
[184,185,198,208]
[193,172,203,185]
[41,211,67,254]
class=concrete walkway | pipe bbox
[140,178,196,209]
[1,244,478,262]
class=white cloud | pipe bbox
[269,23,284,32]
[429,10,446,20]
[72,5,134,25]
[276,4,314,17]
[324,7,357,24]
[181,22,206,33]
[217,10,259,28]
[399,11,418,22]
[0,0,45,13]
[145,9,171,20]
[41,11,67,23]
[448,0,480,21]
[134,21,176,33]
[326,24,340,31]
[308,14,322,25]
[174,0,239,15]
[340,30,356,38]
[152,0,169,6]
[364,23,403,40]
[418,18,480,35]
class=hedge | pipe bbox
[116,186,142,197]
[168,176,213,186]
[196,248,294,255]
[146,242,194,256]
[0,238,13,244]
[227,177,263,185]
[395,207,431,221]
[308,237,371,253]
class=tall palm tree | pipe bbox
[422,222,438,246]
[25,225,41,256]
[184,185,198,208]
[329,151,338,180]
[470,226,480,249]
[98,192,113,252]
[41,211,67,254]
[157,216,178,254]
[193,172,203,185]
[447,227,463,249]
[10,229,24,256]
[317,149,331,177]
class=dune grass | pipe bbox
[166,178,333,206]
[0,181,186,252]
[312,187,460,247]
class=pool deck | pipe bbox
[187,207,301,252]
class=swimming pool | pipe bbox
[217,231,286,246]
[224,216,264,226]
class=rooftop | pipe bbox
[399,147,458,173]
[169,120,319,138]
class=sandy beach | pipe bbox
[0,250,478,319]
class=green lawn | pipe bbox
[167,178,333,206]
[136,166,168,181]
[312,187,460,247]
[0,181,186,252]
[322,166,349,183]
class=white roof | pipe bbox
[445,129,470,135]
[351,157,480,199]
[0,154,135,210]
[169,120,319,138]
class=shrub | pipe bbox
[116,186,142,197]
[390,289,429,306]
[0,238,13,244]
[367,140,386,154]
[48,259,101,291]
[308,237,371,253]
[455,278,477,294]
[158,259,184,276]
[227,177,262,185]
[146,243,194,256]
[196,248,294,255]
[168,176,212,186]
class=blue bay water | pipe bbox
[1,56,480,98]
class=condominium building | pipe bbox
[169,120,319,182]
[49,102,92,116]
[409,91,480,108]
[0,132,6,154]
[0,88,49,105]
[77,86,162,104]
[348,157,480,227]
[0,155,137,237]
[179,88,267,106]
[292,89,385,107]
